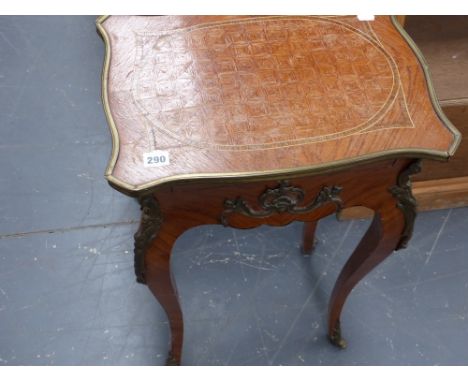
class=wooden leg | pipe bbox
[301,221,318,255]
[327,198,406,348]
[145,226,184,366]
[134,196,185,365]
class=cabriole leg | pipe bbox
[328,160,420,348]
[134,195,184,365]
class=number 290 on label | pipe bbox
[143,151,170,167]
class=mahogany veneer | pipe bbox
[97,15,460,365]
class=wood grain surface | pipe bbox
[98,16,459,192]
[404,16,468,182]
[404,16,468,103]
[141,158,413,364]
[416,105,468,181]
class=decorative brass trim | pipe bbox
[165,351,179,366]
[134,195,163,284]
[221,181,343,226]
[96,16,119,183]
[390,15,461,157]
[389,159,422,250]
[106,150,439,197]
[96,16,460,196]
[329,320,347,349]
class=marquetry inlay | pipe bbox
[131,16,413,151]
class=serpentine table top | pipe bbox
[98,15,460,194]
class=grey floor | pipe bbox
[1,16,468,366]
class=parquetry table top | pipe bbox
[97,15,460,193]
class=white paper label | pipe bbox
[357,15,375,21]
[143,150,170,167]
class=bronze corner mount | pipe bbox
[134,195,163,284]
[389,159,422,250]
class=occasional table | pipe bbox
[96,15,460,365]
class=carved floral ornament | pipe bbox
[221,180,344,225]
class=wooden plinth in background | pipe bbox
[343,16,468,220]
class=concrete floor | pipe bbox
[1,16,468,366]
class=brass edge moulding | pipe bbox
[390,15,461,156]
[107,151,430,197]
[97,16,460,196]
[96,15,119,180]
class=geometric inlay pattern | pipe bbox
[131,16,413,151]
